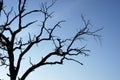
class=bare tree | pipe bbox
[0,0,101,80]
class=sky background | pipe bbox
[0,0,120,80]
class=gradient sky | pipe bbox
[0,0,120,80]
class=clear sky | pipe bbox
[0,0,120,80]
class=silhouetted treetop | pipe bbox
[0,0,102,80]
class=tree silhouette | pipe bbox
[0,0,101,80]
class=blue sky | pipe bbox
[0,0,120,80]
